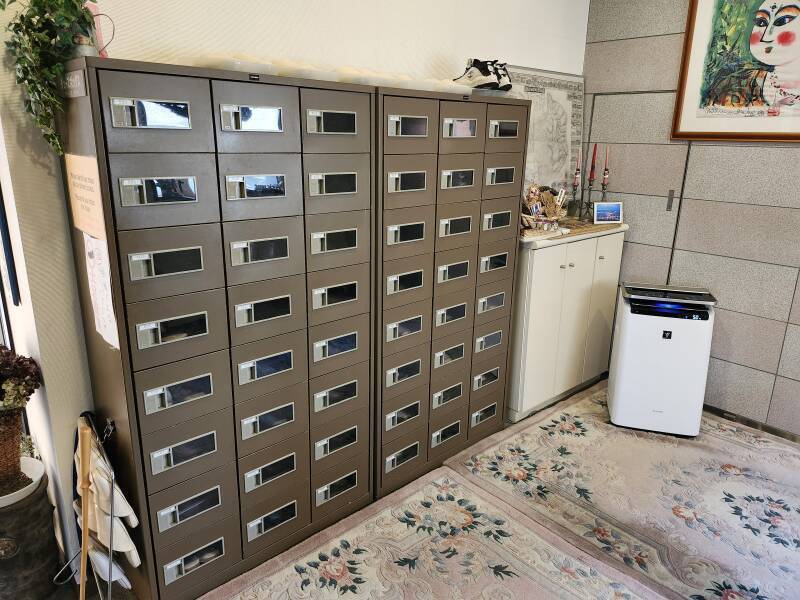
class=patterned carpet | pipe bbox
[446,382,800,600]
[205,381,800,599]
[204,467,655,599]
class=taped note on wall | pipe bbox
[83,232,119,349]
[65,153,105,240]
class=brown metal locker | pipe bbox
[383,96,439,154]
[217,154,304,221]
[306,262,370,326]
[485,103,529,154]
[133,350,233,435]
[436,153,484,204]
[383,153,438,209]
[438,101,487,154]
[108,153,220,230]
[305,210,371,271]
[308,361,370,429]
[301,88,371,154]
[126,289,228,371]
[303,153,371,214]
[234,381,310,457]
[118,223,225,303]
[226,275,307,347]
[99,70,215,153]
[223,217,306,285]
[382,299,432,356]
[383,204,436,261]
[434,200,481,251]
[212,81,301,153]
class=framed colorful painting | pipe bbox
[673,0,800,141]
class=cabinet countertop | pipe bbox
[519,223,628,250]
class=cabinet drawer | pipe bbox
[310,407,369,474]
[435,200,480,251]
[212,81,300,153]
[118,224,224,303]
[149,463,238,551]
[383,96,439,154]
[303,153,371,214]
[231,330,308,403]
[430,328,472,388]
[428,404,468,464]
[142,408,235,494]
[383,342,430,401]
[307,262,370,326]
[469,388,504,440]
[238,431,310,509]
[223,217,305,285]
[472,315,510,363]
[383,205,435,261]
[311,452,369,521]
[302,88,371,153]
[485,103,528,154]
[383,254,433,310]
[381,425,428,492]
[305,210,370,271]
[127,289,227,371]
[241,483,311,558]
[432,288,474,339]
[383,154,438,209]
[309,361,369,429]
[477,238,517,286]
[227,275,307,346]
[382,384,429,444]
[99,71,214,153]
[471,355,507,402]
[438,101,487,154]
[156,515,241,598]
[482,152,524,200]
[134,350,232,435]
[437,153,483,204]
[235,381,309,457]
[475,278,513,326]
[382,298,432,357]
[108,154,219,230]
[217,154,303,221]
[434,247,477,297]
[430,370,470,417]
[479,196,519,243]
[308,313,370,378]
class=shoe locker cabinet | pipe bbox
[62,58,376,600]
[375,88,529,496]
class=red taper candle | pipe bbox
[589,143,598,184]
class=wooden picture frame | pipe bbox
[673,0,800,142]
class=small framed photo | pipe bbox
[594,202,623,224]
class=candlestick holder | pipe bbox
[581,181,595,222]
[569,180,581,217]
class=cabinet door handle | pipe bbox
[560,265,567,269]
[569,263,575,268]
[599,256,605,260]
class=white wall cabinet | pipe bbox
[508,230,625,422]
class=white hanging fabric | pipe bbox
[71,415,141,593]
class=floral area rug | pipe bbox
[446,382,800,600]
[203,467,658,599]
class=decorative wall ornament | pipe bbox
[505,66,584,192]
[674,0,800,141]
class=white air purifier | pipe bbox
[607,283,716,436]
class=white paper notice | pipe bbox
[83,232,119,349]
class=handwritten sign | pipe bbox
[65,153,105,240]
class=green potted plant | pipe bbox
[0,346,42,502]
[1,0,98,154]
